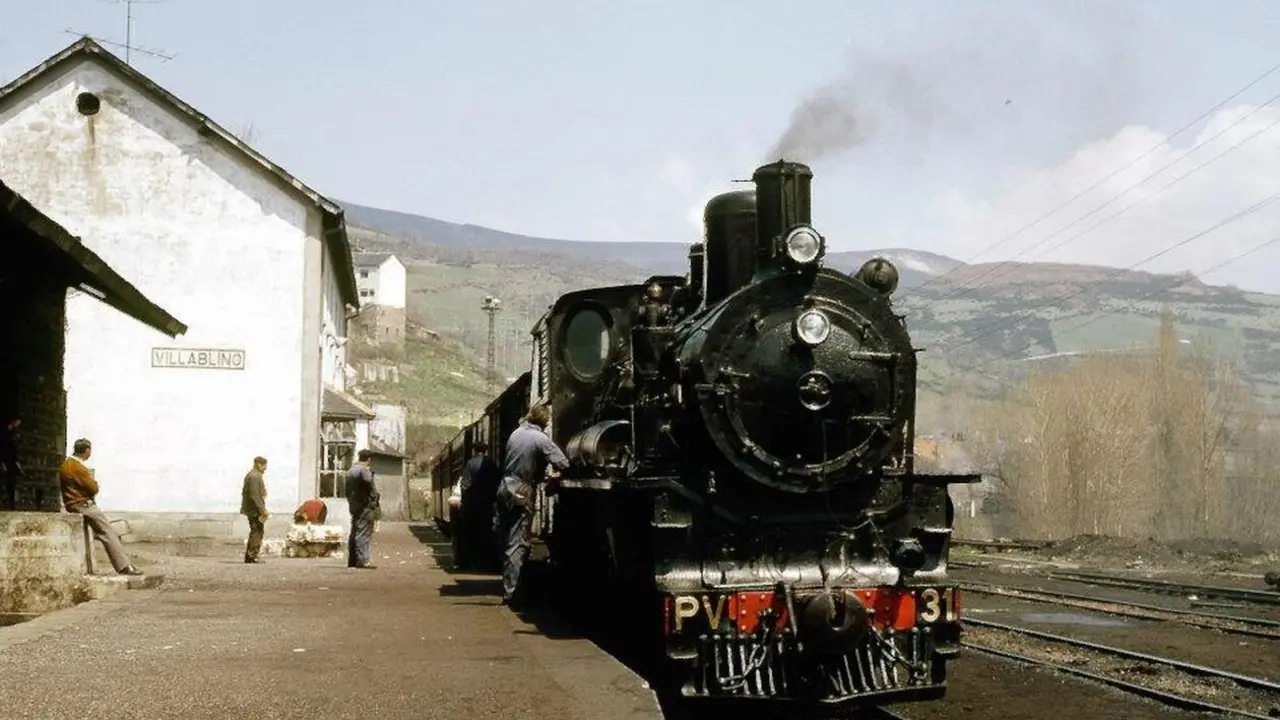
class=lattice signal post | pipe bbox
[481,295,501,392]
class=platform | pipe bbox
[0,522,661,720]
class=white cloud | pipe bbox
[913,103,1280,292]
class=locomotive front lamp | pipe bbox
[794,309,831,346]
[783,226,823,264]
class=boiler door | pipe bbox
[703,305,903,489]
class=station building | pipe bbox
[0,38,363,537]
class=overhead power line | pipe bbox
[931,89,1280,305]
[913,54,1280,293]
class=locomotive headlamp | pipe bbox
[784,226,822,264]
[794,309,831,346]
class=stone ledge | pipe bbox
[84,572,166,596]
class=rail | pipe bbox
[951,538,1049,552]
[964,617,1280,719]
[863,707,912,720]
[962,581,1280,639]
[1048,570,1280,607]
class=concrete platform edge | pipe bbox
[0,588,161,654]
[501,608,664,719]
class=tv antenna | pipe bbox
[70,0,175,65]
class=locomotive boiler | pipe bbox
[432,160,979,713]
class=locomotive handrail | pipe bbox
[848,350,900,362]
[908,472,984,485]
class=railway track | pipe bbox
[1049,570,1280,607]
[656,697,913,720]
[964,617,1280,718]
[864,708,911,720]
[962,581,1280,639]
[952,538,1049,553]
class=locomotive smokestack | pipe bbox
[687,241,705,303]
[702,190,757,305]
[752,161,815,267]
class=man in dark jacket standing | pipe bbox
[455,441,501,571]
[240,456,268,564]
[345,449,379,569]
[497,405,569,606]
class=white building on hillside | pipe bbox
[0,38,362,529]
[354,252,406,308]
[352,252,406,346]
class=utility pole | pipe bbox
[481,295,501,392]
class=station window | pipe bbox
[564,307,611,379]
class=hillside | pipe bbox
[342,201,1280,433]
[347,326,492,464]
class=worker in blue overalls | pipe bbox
[496,404,569,607]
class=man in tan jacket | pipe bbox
[58,438,142,576]
[240,456,269,564]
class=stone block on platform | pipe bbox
[281,524,346,559]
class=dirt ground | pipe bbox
[933,549,1280,719]
[958,590,1280,679]
[905,651,1216,720]
[963,533,1280,577]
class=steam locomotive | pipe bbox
[431,160,979,713]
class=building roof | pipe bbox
[2,178,186,337]
[321,387,376,420]
[353,252,396,268]
[0,37,360,309]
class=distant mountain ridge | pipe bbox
[339,200,963,286]
[337,199,1280,416]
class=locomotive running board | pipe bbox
[908,473,983,485]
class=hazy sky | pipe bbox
[5,1,1280,291]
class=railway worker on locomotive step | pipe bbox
[497,404,569,606]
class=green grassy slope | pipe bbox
[351,331,493,463]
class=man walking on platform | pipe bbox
[58,438,142,576]
[240,456,269,564]
[497,405,569,607]
[345,449,380,569]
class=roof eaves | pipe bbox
[321,387,376,420]
[1,178,187,337]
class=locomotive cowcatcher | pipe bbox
[432,160,979,714]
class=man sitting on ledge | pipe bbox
[59,438,143,576]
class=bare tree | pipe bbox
[977,305,1277,544]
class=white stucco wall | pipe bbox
[321,247,349,393]
[0,58,333,515]
[377,257,406,309]
[356,265,378,302]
